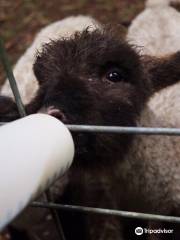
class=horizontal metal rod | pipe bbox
[1,121,180,136]
[66,125,180,136]
[31,202,180,224]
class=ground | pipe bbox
[0,0,145,86]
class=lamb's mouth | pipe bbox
[39,106,67,123]
[39,106,89,155]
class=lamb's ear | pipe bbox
[142,52,180,94]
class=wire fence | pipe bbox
[0,36,180,239]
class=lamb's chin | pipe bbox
[38,106,67,123]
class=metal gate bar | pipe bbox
[1,122,180,136]
[32,202,180,224]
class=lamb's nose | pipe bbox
[47,106,67,123]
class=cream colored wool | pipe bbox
[128,1,180,56]
[123,0,180,216]
[146,0,180,8]
[127,0,180,126]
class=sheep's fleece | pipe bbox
[126,0,180,233]
[127,0,180,128]
[1,3,180,239]
[124,0,180,202]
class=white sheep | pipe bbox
[127,0,180,141]
[127,0,180,130]
[124,0,180,221]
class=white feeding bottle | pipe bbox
[0,114,74,230]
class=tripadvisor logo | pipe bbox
[135,227,143,235]
[135,227,174,236]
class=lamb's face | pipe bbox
[33,29,147,125]
[32,29,149,165]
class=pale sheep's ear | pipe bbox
[142,52,180,95]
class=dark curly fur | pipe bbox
[1,28,180,240]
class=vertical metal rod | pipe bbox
[0,38,26,117]
[45,190,66,240]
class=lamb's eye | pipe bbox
[106,68,124,82]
